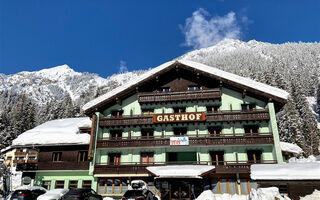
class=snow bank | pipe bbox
[16,185,46,191]
[103,197,115,200]
[196,190,248,200]
[12,117,91,146]
[11,166,22,190]
[280,142,303,155]
[288,155,319,163]
[251,162,320,180]
[196,187,289,200]
[249,187,289,200]
[146,165,215,178]
[300,190,320,200]
[83,59,288,112]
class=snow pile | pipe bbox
[300,190,320,200]
[146,165,215,178]
[16,185,47,191]
[251,162,320,180]
[12,117,91,146]
[103,197,115,200]
[196,190,248,200]
[288,155,319,163]
[280,142,303,155]
[11,166,22,190]
[196,187,289,200]
[83,59,288,112]
[249,187,289,200]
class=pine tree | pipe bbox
[317,83,320,116]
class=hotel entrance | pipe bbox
[155,178,203,200]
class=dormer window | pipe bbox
[241,103,256,111]
[173,107,186,113]
[188,85,201,91]
[111,110,123,117]
[157,87,170,93]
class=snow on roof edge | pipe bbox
[83,59,289,113]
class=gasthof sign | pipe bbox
[170,136,189,146]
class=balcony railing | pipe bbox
[26,159,37,164]
[97,133,274,148]
[99,109,270,127]
[37,161,90,170]
[138,89,221,103]
[94,160,277,174]
[13,160,25,164]
[14,152,27,156]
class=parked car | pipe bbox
[8,186,47,200]
[122,180,157,200]
[37,189,69,200]
[61,188,102,200]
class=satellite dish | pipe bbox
[22,177,32,185]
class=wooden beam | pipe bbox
[88,114,96,160]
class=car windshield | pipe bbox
[124,190,144,198]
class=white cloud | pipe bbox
[180,8,243,49]
[119,60,128,73]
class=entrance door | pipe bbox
[171,181,190,200]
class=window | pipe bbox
[111,110,123,117]
[241,103,256,111]
[55,180,64,189]
[247,150,263,164]
[174,128,187,136]
[210,151,224,165]
[208,126,223,136]
[141,129,154,138]
[69,180,78,188]
[110,130,122,140]
[141,108,154,116]
[157,87,170,93]
[108,153,121,165]
[141,152,154,164]
[42,181,51,190]
[244,125,259,135]
[78,151,88,162]
[52,152,62,162]
[173,107,186,113]
[82,180,92,189]
[206,105,220,113]
[98,178,128,194]
[188,85,201,91]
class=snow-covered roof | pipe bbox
[251,162,320,180]
[280,141,303,155]
[83,59,289,113]
[0,145,13,154]
[12,117,91,146]
[146,165,215,179]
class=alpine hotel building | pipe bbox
[81,60,288,199]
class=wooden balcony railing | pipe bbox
[99,109,270,127]
[97,133,274,148]
[28,152,38,156]
[94,161,277,175]
[26,159,37,164]
[13,160,25,164]
[37,161,90,170]
[138,89,221,103]
[14,152,27,156]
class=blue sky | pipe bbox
[1,0,320,77]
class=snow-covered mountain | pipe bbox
[0,64,143,107]
[1,39,319,155]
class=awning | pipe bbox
[146,165,215,179]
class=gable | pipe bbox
[83,60,288,115]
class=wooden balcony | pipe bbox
[138,89,221,103]
[13,160,25,164]
[26,159,37,164]
[37,161,90,170]
[94,161,277,175]
[99,109,270,127]
[28,152,38,156]
[97,134,274,148]
[14,152,27,156]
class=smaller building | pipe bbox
[2,117,95,190]
[251,157,320,200]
